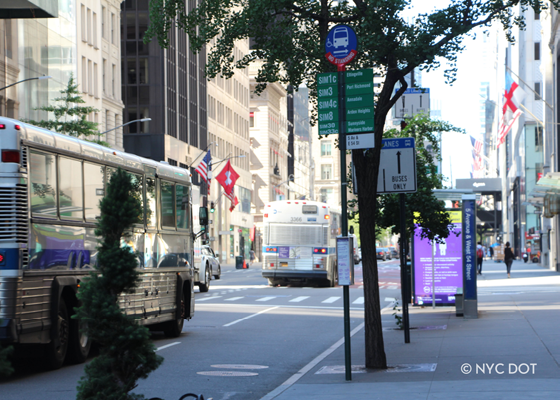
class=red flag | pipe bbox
[229,196,239,212]
[215,160,239,196]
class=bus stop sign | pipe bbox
[325,24,358,68]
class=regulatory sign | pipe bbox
[325,24,358,67]
[336,236,354,285]
[394,88,430,118]
[377,137,417,193]
[347,133,375,150]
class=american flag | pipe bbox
[470,136,483,154]
[195,151,211,183]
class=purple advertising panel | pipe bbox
[413,212,462,305]
[278,246,290,259]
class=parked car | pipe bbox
[376,247,387,261]
[195,245,221,292]
[389,247,399,259]
[385,248,392,260]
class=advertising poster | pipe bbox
[413,211,462,305]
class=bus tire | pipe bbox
[164,293,185,338]
[330,269,338,287]
[46,300,70,369]
[198,265,210,292]
[68,307,91,364]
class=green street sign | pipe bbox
[346,106,374,121]
[318,109,339,123]
[318,97,339,111]
[347,119,374,133]
[346,81,373,95]
[317,72,338,86]
[345,93,374,108]
[319,121,338,136]
[318,84,338,98]
[345,69,373,83]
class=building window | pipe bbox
[93,12,98,48]
[535,42,540,61]
[321,164,332,180]
[535,11,540,20]
[82,57,87,93]
[5,19,12,58]
[250,112,254,127]
[112,64,116,96]
[94,63,99,98]
[103,59,106,93]
[535,82,541,100]
[105,109,110,132]
[111,13,115,44]
[321,141,332,156]
[102,6,106,39]
[320,188,333,204]
[81,5,86,42]
[88,60,93,95]
[87,8,92,45]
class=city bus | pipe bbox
[261,200,340,287]
[0,117,198,369]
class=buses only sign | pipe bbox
[377,137,417,193]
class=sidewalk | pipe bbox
[263,259,560,399]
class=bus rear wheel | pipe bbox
[164,294,185,338]
[45,300,70,369]
[68,314,91,364]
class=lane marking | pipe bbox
[256,296,276,302]
[289,296,310,303]
[197,296,223,302]
[322,296,340,304]
[223,306,279,327]
[259,322,365,400]
[225,297,245,301]
[386,285,398,290]
[156,342,181,351]
[352,297,364,304]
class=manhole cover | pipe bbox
[211,364,268,370]
[386,363,437,372]
[197,371,258,377]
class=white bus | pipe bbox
[261,200,340,287]
[0,117,198,369]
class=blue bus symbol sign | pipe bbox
[325,24,358,67]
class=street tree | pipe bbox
[75,168,162,400]
[26,75,109,146]
[144,0,557,368]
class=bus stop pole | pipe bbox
[338,67,352,382]
[399,193,410,343]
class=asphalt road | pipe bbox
[0,259,401,400]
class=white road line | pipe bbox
[156,342,180,351]
[196,296,223,302]
[256,296,276,302]
[289,296,310,303]
[260,322,365,400]
[225,297,244,301]
[352,297,364,304]
[322,296,340,304]
[223,306,279,327]
[386,285,398,290]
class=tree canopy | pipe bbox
[144,0,558,368]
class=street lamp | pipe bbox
[0,75,51,92]
[98,118,151,136]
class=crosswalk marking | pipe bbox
[289,296,310,303]
[352,297,364,304]
[386,285,398,290]
[322,296,340,304]
[197,296,223,301]
[256,296,276,302]
[225,297,244,301]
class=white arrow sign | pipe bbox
[377,138,417,193]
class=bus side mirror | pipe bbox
[349,226,354,234]
[199,207,208,226]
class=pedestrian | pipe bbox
[504,241,515,278]
[489,246,494,260]
[250,250,256,266]
[476,242,484,275]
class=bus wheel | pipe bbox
[164,294,185,338]
[68,314,91,364]
[268,279,278,287]
[46,300,70,369]
[330,269,338,287]
[198,266,210,292]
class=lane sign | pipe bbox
[325,24,358,67]
[394,88,430,118]
[377,138,417,193]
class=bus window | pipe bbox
[160,180,175,228]
[176,184,190,230]
[84,162,104,222]
[145,176,156,228]
[107,167,144,224]
[30,150,57,217]
[58,157,83,220]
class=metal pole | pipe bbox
[432,241,436,309]
[399,193,410,343]
[338,66,352,382]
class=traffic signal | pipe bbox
[210,202,215,213]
